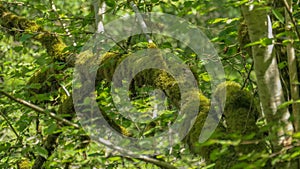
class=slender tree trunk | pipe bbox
[93,0,106,34]
[284,0,300,168]
[241,2,293,152]
[284,0,300,132]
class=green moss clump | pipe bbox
[214,81,259,134]
[17,158,31,169]
[183,91,226,162]
[185,82,266,168]
[58,95,75,120]
[0,5,68,63]
[96,52,124,83]
[36,32,67,61]
[0,6,42,35]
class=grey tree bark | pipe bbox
[284,0,300,132]
[241,2,293,152]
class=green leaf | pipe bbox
[43,123,58,135]
[35,146,48,159]
[203,163,216,169]
[244,38,273,47]
[293,132,300,138]
[278,61,287,69]
[272,9,284,24]
[200,73,211,82]
[108,156,121,162]
[143,127,155,136]
[16,115,33,132]
[105,0,116,7]
[278,99,300,109]
[184,1,193,8]
[291,151,300,159]
[260,38,273,46]
[20,34,34,42]
[0,143,11,152]
[209,18,226,24]
[13,46,23,52]
[88,152,104,157]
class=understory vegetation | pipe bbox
[1,0,300,168]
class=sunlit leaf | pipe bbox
[272,9,284,24]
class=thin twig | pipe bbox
[49,0,77,46]
[130,1,153,43]
[0,90,177,169]
[283,0,300,40]
[0,90,80,128]
[0,109,20,139]
[98,138,177,169]
[241,61,254,90]
[269,142,300,158]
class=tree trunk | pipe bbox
[241,2,293,152]
[284,0,300,168]
[284,0,300,132]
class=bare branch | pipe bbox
[283,0,300,40]
[0,90,80,128]
[0,109,20,139]
[97,138,177,169]
[49,0,77,46]
[130,1,153,43]
[0,90,177,169]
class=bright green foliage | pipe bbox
[1,0,300,168]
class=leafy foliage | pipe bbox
[1,0,300,168]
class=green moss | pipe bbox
[214,81,259,134]
[183,91,226,160]
[17,158,31,169]
[58,95,75,120]
[0,5,67,62]
[96,52,124,83]
[75,50,96,66]
[0,7,42,34]
[147,42,157,48]
[184,82,266,168]
[82,50,266,158]
[36,32,67,61]
[238,19,251,56]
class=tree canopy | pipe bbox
[1,0,300,168]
